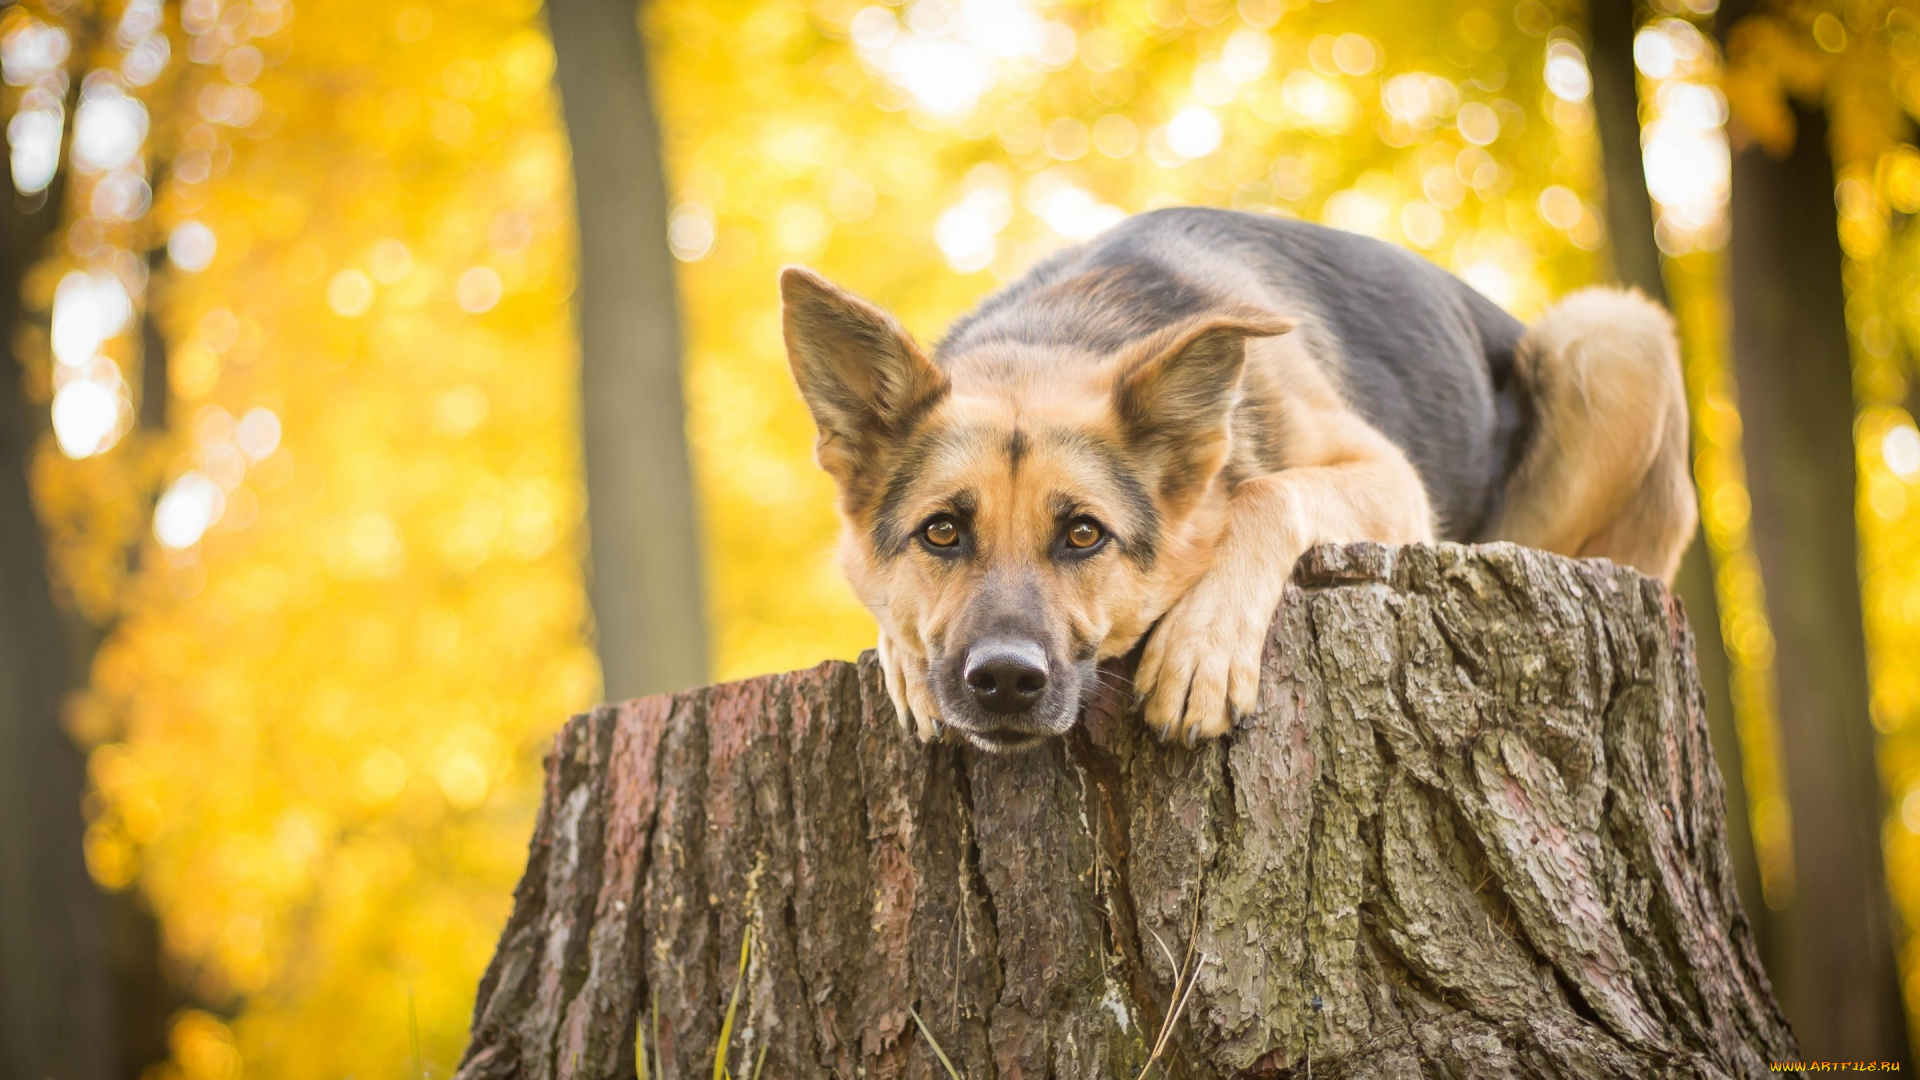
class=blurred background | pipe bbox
[2,0,1919,1074]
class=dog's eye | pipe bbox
[923,518,960,548]
[1065,520,1103,549]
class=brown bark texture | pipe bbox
[456,543,1797,1079]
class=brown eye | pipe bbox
[1066,520,1103,549]
[923,518,960,548]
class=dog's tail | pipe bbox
[1488,287,1696,582]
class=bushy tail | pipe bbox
[1489,287,1696,581]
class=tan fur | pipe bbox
[783,267,1695,750]
[1488,287,1696,581]
[840,342,1253,744]
[1134,332,1435,741]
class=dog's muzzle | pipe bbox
[940,638,1079,752]
[964,640,1048,714]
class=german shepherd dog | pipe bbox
[783,208,1694,752]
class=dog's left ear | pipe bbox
[1111,310,1295,498]
[782,267,948,492]
[1112,309,1296,439]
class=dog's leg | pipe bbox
[878,629,943,740]
[1488,287,1696,582]
[1135,417,1434,743]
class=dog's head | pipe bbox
[781,267,1292,751]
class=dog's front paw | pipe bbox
[878,631,943,741]
[1134,576,1278,744]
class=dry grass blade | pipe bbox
[1136,956,1209,1080]
[908,1005,964,1080]
[635,991,654,1080]
[1164,957,1208,1053]
[1144,924,1179,977]
[750,1042,769,1080]
[713,927,754,1080]
[1136,898,1206,1080]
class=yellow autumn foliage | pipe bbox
[11,0,1920,1074]
[1854,138,1920,1038]
[41,0,596,1071]
[1715,0,1920,1026]
[664,0,1606,683]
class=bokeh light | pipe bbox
[8,0,1920,1071]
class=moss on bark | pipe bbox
[457,543,1797,1079]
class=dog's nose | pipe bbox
[964,642,1048,714]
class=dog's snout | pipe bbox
[964,641,1048,714]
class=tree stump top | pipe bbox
[458,542,1796,1079]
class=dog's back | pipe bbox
[938,207,1526,540]
[785,206,1691,746]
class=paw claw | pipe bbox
[1136,574,1281,745]
[879,631,942,741]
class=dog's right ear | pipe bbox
[782,267,948,491]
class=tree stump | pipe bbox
[455,543,1798,1079]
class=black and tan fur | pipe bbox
[783,208,1694,751]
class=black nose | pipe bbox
[965,642,1049,714]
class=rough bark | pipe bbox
[1583,0,1762,935]
[1717,0,1908,1058]
[547,0,708,700]
[458,543,1797,1079]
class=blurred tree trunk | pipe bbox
[139,243,170,431]
[1587,0,1667,301]
[1584,0,1764,937]
[546,0,708,700]
[456,544,1797,1080]
[0,170,118,1080]
[1718,0,1907,1060]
